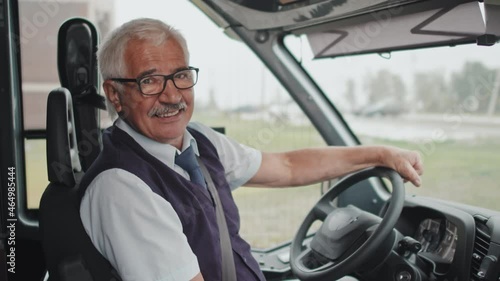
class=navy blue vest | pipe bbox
[79,125,265,281]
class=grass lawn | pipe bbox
[362,137,500,209]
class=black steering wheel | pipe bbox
[290,167,405,281]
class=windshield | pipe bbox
[285,35,500,210]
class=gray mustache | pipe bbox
[148,102,187,117]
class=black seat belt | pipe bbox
[197,159,237,281]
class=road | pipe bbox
[344,114,500,142]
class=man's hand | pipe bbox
[378,146,423,187]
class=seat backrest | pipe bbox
[39,88,121,281]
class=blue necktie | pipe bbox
[175,146,207,189]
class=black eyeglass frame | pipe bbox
[110,66,199,96]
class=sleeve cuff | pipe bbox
[157,257,200,281]
[229,150,262,190]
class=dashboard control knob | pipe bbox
[478,255,499,280]
[396,270,412,281]
[398,236,422,256]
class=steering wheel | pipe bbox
[290,167,405,281]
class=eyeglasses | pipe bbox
[110,67,199,96]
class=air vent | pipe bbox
[470,222,491,280]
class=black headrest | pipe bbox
[57,18,104,171]
[46,88,82,186]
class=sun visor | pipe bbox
[303,1,498,59]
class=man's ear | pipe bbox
[103,80,123,113]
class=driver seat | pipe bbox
[39,88,121,281]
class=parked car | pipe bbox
[353,98,405,117]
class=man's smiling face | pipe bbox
[105,38,194,148]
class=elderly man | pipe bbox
[79,18,423,281]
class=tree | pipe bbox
[414,71,451,113]
[450,61,497,114]
[364,69,407,105]
[344,78,358,112]
[486,70,500,116]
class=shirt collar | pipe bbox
[115,118,200,168]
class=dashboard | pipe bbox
[414,218,458,263]
[395,196,500,281]
[255,195,500,281]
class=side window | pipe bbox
[191,45,326,249]
[19,0,113,209]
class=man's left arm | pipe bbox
[247,145,423,188]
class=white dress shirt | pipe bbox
[80,119,262,281]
